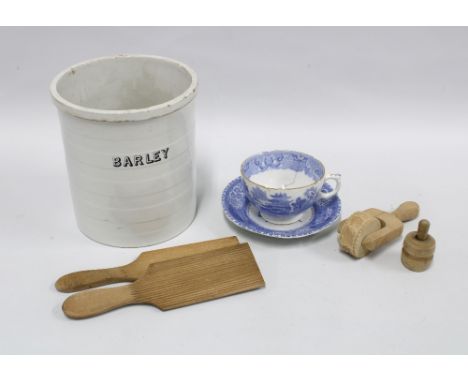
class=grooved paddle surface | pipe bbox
[132,243,265,310]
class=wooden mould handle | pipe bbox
[392,201,419,222]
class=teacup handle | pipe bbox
[319,174,341,200]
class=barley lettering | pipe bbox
[113,147,170,168]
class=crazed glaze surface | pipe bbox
[250,169,313,189]
[51,55,197,247]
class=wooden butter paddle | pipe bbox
[56,236,239,292]
[62,243,265,318]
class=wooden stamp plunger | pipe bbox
[401,219,435,272]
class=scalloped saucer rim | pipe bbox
[222,177,341,239]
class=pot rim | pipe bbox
[49,54,198,123]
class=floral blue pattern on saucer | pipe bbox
[222,177,341,239]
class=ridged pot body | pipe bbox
[57,103,196,247]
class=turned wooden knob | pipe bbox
[401,219,435,272]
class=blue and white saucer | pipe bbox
[222,177,341,239]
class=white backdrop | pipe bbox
[1,27,467,354]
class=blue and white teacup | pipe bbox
[240,150,341,225]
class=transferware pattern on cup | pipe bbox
[241,151,341,225]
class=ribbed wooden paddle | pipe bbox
[62,243,265,318]
[56,236,239,292]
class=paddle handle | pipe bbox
[62,285,136,319]
[55,267,133,293]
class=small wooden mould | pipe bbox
[62,243,265,319]
[56,236,240,292]
[401,219,435,272]
[338,201,420,258]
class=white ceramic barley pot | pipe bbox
[50,55,197,247]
